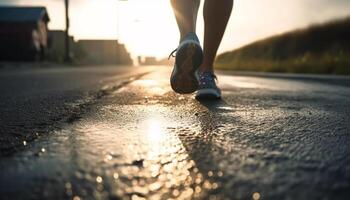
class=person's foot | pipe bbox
[195,71,221,99]
[170,32,203,94]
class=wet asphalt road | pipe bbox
[0,65,151,154]
[1,66,350,200]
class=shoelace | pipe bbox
[199,72,218,83]
[168,48,177,60]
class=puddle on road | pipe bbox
[117,79,169,96]
[0,104,223,200]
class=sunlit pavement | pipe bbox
[1,66,350,200]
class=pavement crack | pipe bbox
[64,71,150,124]
[0,71,150,156]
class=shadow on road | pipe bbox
[196,98,230,111]
[176,98,236,196]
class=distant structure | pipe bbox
[0,7,50,61]
[48,32,133,65]
[75,40,132,65]
[139,56,158,65]
[48,30,75,62]
[138,56,173,66]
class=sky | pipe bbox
[0,0,350,59]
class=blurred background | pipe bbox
[0,0,349,73]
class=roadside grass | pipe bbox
[215,52,350,75]
[215,17,350,75]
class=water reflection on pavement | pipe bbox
[0,70,223,200]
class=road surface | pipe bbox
[0,65,350,200]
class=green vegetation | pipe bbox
[215,17,350,74]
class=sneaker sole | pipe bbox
[171,41,203,94]
[195,88,221,99]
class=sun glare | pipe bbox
[70,0,179,59]
[147,119,163,143]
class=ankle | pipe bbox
[180,32,198,42]
[198,65,214,73]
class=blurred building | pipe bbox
[48,30,75,62]
[138,56,157,65]
[138,56,173,66]
[75,40,132,65]
[48,33,132,65]
[0,7,50,61]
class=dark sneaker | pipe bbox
[195,71,222,99]
[170,32,203,94]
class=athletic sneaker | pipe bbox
[195,71,222,99]
[170,32,203,94]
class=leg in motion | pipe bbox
[171,0,200,41]
[201,0,233,72]
[196,0,233,99]
[170,0,204,94]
